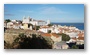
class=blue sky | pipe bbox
[4,4,84,23]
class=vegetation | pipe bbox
[77,44,84,49]
[4,33,53,49]
[58,33,70,41]
[4,40,13,49]
[5,19,11,23]
[36,26,40,30]
[48,24,53,26]
[33,26,40,30]
[43,36,54,46]
[71,45,79,49]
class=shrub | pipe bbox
[58,33,70,41]
[71,45,79,49]
[12,33,53,49]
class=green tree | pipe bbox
[33,26,40,30]
[48,24,53,27]
[58,33,70,41]
[71,45,79,49]
[5,19,11,23]
[36,26,40,30]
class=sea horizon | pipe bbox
[51,22,84,30]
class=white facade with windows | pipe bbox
[22,16,49,26]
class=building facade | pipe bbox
[22,16,49,26]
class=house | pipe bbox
[76,37,84,45]
[23,23,28,29]
[67,37,77,43]
[23,23,32,30]
[6,20,23,29]
[76,32,84,45]
[51,27,60,33]
[7,22,13,28]
[13,22,22,29]
[41,33,62,42]
[78,32,84,37]
[67,34,84,45]
[39,26,52,33]
[65,32,78,38]
[39,25,61,33]
[51,33,62,42]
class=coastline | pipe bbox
[51,23,84,30]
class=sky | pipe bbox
[4,4,84,23]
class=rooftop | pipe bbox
[41,33,60,38]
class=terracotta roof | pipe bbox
[41,26,50,28]
[41,33,60,38]
[78,37,84,40]
[51,33,59,38]
[72,38,77,40]
[41,33,51,37]
[78,33,84,37]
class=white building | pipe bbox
[7,22,13,28]
[39,26,52,33]
[22,16,49,26]
[65,32,78,38]
[39,25,60,33]
[6,20,22,29]
[11,20,16,22]
[13,22,22,29]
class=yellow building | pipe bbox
[23,23,33,30]
[23,23,28,29]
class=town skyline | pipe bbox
[4,4,84,23]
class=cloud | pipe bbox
[39,7,67,15]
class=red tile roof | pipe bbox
[41,33,51,37]
[41,33,60,38]
[72,38,77,40]
[78,33,84,37]
[78,37,84,40]
[41,26,50,28]
[51,33,59,38]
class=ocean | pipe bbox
[51,23,84,30]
